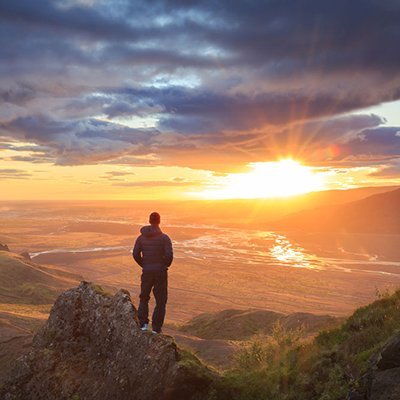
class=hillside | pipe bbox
[271,188,400,233]
[0,250,81,304]
[2,281,400,399]
[174,308,338,340]
[214,288,400,400]
[0,250,82,383]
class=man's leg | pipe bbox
[137,272,154,327]
[152,270,168,332]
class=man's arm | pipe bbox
[132,236,143,267]
[163,235,173,268]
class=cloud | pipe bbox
[6,155,53,164]
[112,180,198,187]
[0,0,399,173]
[62,86,394,135]
[0,83,37,105]
[369,160,400,178]
[0,115,159,165]
[0,168,32,179]
[101,170,136,181]
[147,113,395,170]
[341,126,400,159]
[103,171,136,177]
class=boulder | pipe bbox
[369,333,400,400]
[370,368,400,400]
[347,332,400,400]
[377,334,400,370]
[1,281,215,400]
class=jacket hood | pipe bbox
[140,225,162,237]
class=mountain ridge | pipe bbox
[270,187,400,233]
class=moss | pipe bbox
[174,349,218,399]
[178,348,211,377]
[41,348,54,357]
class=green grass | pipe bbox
[90,283,112,297]
[210,288,400,400]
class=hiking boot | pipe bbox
[140,323,149,331]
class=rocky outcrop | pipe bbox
[348,333,400,400]
[368,334,400,400]
[1,282,215,400]
[0,243,10,251]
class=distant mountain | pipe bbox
[174,185,399,226]
[271,188,400,234]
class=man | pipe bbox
[132,212,173,334]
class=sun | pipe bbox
[197,159,326,199]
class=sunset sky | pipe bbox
[0,0,399,200]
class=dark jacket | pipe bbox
[132,225,173,272]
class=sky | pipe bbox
[0,0,399,200]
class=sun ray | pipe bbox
[195,159,326,199]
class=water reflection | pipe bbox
[270,235,317,269]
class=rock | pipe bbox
[368,333,400,400]
[20,252,31,260]
[370,368,400,400]
[0,243,10,251]
[347,332,400,400]
[377,334,400,370]
[1,281,216,400]
[346,389,365,400]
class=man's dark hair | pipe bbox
[149,212,161,225]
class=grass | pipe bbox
[90,283,112,297]
[209,288,400,400]
[0,251,79,304]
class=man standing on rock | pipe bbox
[132,212,173,334]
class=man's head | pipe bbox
[149,212,161,225]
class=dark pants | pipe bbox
[138,270,168,332]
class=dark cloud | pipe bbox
[0,115,158,165]
[151,0,400,75]
[0,0,144,41]
[3,0,398,76]
[7,155,52,164]
[342,127,400,159]
[68,86,393,134]
[0,82,37,105]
